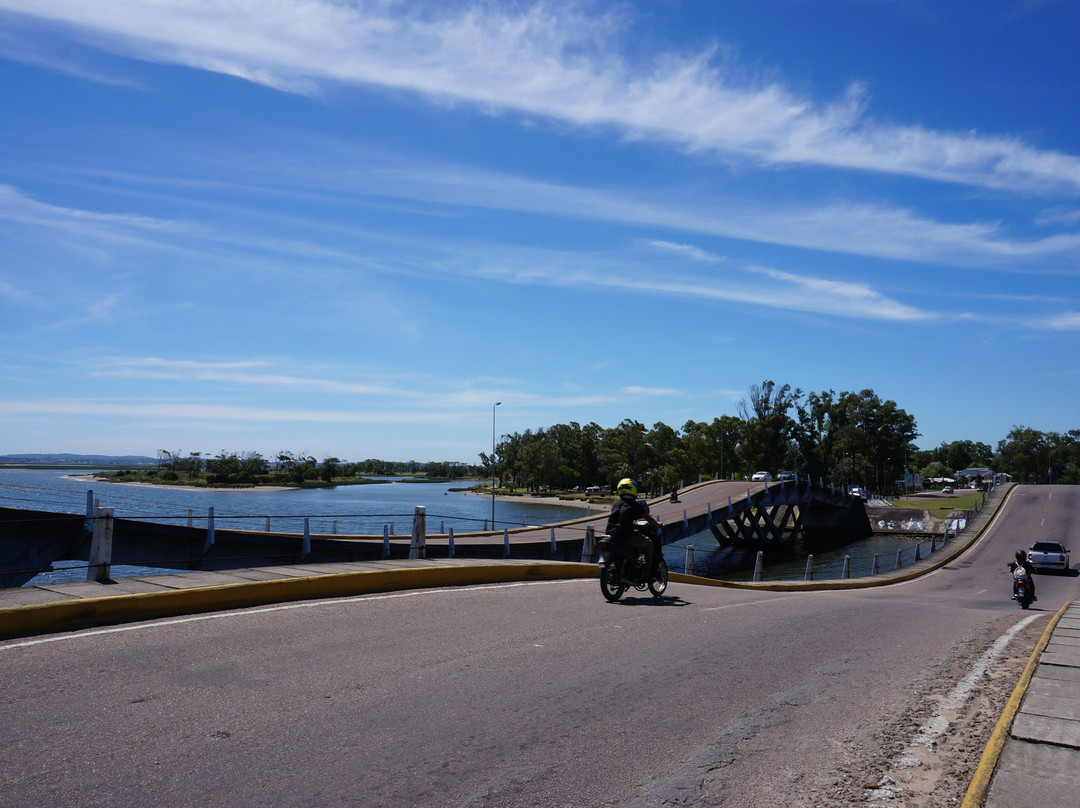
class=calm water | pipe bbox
[2,469,949,585]
[1,468,594,585]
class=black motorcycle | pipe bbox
[597,519,668,602]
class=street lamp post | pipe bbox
[492,402,501,527]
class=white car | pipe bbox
[1028,541,1071,573]
[849,486,868,499]
[751,471,772,482]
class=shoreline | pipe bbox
[468,491,604,511]
[69,474,296,493]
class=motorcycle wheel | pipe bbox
[600,567,625,602]
[648,558,668,598]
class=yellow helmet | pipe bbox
[616,478,638,497]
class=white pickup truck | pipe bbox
[1027,541,1071,573]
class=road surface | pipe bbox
[2,485,1078,807]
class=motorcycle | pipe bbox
[597,519,668,602]
[1009,562,1034,609]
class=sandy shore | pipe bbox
[70,474,295,493]
[469,491,606,511]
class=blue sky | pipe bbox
[2,1,1079,464]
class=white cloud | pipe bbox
[1035,311,1080,331]
[4,1,1080,193]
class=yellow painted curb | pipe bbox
[0,562,598,640]
[959,600,1072,808]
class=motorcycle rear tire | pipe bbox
[648,558,668,598]
[600,567,625,602]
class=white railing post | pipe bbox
[409,506,426,559]
[842,555,851,579]
[581,525,595,562]
[804,554,814,581]
[753,550,764,582]
[203,506,215,555]
[86,506,114,581]
[871,553,879,575]
[685,545,695,574]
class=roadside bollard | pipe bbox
[895,548,903,569]
[550,527,557,556]
[753,551,764,582]
[842,555,850,579]
[871,553,879,575]
[503,528,511,558]
[382,524,390,559]
[447,526,455,558]
[302,517,311,556]
[804,554,814,581]
[915,543,922,561]
[685,545,695,575]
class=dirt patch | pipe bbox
[795,616,1043,808]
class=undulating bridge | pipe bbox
[0,478,871,588]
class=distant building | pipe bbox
[956,467,1012,486]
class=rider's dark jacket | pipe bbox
[605,495,648,541]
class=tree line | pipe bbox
[482,381,1080,494]
[149,380,1080,491]
[153,449,479,486]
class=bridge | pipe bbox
[0,478,871,588]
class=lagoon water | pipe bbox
[0,468,593,585]
[2,469,946,586]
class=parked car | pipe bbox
[751,471,772,482]
[849,486,868,499]
[777,471,797,483]
[1027,541,1071,573]
[942,486,954,494]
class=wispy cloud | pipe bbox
[5,1,1080,194]
[84,356,660,411]
[477,239,937,322]
[11,157,1080,275]
[1035,311,1080,331]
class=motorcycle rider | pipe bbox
[605,478,663,577]
[1009,549,1037,602]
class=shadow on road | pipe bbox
[605,595,692,607]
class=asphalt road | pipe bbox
[3,485,1078,808]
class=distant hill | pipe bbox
[0,453,157,466]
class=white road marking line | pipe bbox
[0,578,585,651]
